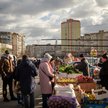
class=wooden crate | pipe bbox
[75,90,82,103]
[79,82,96,92]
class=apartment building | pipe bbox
[12,32,25,57]
[0,32,25,57]
[61,19,80,52]
[26,44,61,58]
[78,30,108,56]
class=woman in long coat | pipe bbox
[39,53,54,108]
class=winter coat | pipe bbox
[75,58,88,76]
[98,59,108,90]
[39,58,54,94]
[16,59,37,95]
[98,60,108,76]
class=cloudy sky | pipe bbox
[0,0,108,45]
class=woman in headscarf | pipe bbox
[39,53,55,108]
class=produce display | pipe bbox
[48,95,77,108]
[82,94,108,108]
[77,75,93,83]
[47,58,107,108]
[56,77,77,84]
[92,87,108,100]
[59,65,82,74]
[93,67,100,79]
[83,93,96,101]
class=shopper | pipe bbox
[0,50,17,102]
[15,55,37,108]
[14,59,23,105]
[39,53,55,108]
[49,58,55,73]
[98,53,108,90]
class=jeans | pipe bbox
[23,92,35,108]
[42,94,52,108]
[2,76,15,99]
[17,93,23,105]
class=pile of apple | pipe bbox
[76,75,93,83]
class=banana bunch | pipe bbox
[84,93,96,100]
[57,78,77,83]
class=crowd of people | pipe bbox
[0,50,38,108]
[0,50,108,108]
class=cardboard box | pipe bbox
[79,82,96,92]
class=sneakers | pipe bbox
[3,98,10,102]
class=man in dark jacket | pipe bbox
[16,55,37,108]
[98,54,108,90]
[75,54,89,76]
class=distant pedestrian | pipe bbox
[15,55,37,108]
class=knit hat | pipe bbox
[44,53,52,60]
[102,53,108,59]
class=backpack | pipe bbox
[0,57,14,74]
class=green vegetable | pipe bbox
[59,64,82,74]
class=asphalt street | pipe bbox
[0,76,42,108]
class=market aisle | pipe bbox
[0,76,42,108]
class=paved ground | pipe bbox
[0,76,42,108]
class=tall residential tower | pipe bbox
[61,19,80,53]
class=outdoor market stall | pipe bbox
[48,62,108,108]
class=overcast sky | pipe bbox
[0,0,108,45]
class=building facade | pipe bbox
[26,44,61,58]
[12,33,25,57]
[78,30,108,56]
[0,32,25,57]
[61,19,80,52]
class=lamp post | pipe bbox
[54,39,57,57]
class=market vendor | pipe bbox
[98,53,108,90]
[74,54,89,76]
